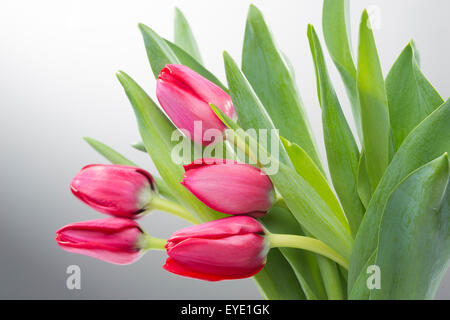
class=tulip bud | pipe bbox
[156,64,236,145]
[71,164,156,219]
[164,216,269,281]
[181,158,275,217]
[56,218,145,265]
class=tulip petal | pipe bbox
[164,257,264,282]
[162,65,235,117]
[56,218,143,265]
[182,163,274,214]
[156,77,226,145]
[71,165,155,218]
[167,216,264,243]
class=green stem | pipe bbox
[315,256,345,300]
[146,196,200,225]
[301,228,346,300]
[268,233,349,270]
[139,234,167,251]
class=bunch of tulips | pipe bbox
[57,65,347,281]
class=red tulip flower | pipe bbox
[181,159,275,217]
[71,164,156,219]
[56,218,145,265]
[156,64,236,145]
[164,216,269,281]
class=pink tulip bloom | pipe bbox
[56,218,144,265]
[164,216,268,281]
[71,164,156,219]
[156,64,236,145]
[181,158,275,217]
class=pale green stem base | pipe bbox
[273,192,288,209]
[268,233,349,270]
[145,196,200,225]
[139,234,167,252]
[225,130,261,166]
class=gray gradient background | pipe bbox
[0,0,449,299]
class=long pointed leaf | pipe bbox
[386,41,444,150]
[223,51,292,167]
[370,154,449,299]
[242,4,322,169]
[273,162,353,259]
[308,25,364,237]
[131,141,147,153]
[322,0,361,140]
[356,149,372,208]
[139,23,180,77]
[281,137,348,231]
[349,99,450,298]
[268,140,347,300]
[174,8,203,63]
[278,138,349,299]
[84,137,138,167]
[357,10,391,190]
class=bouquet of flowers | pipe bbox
[56,0,450,300]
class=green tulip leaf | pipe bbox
[356,149,372,208]
[174,7,203,63]
[84,136,138,167]
[370,154,449,299]
[139,23,180,77]
[281,137,348,232]
[272,162,353,260]
[223,51,292,167]
[349,99,450,299]
[131,141,147,153]
[308,25,364,237]
[386,41,444,150]
[356,10,392,190]
[242,4,322,170]
[322,0,361,141]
